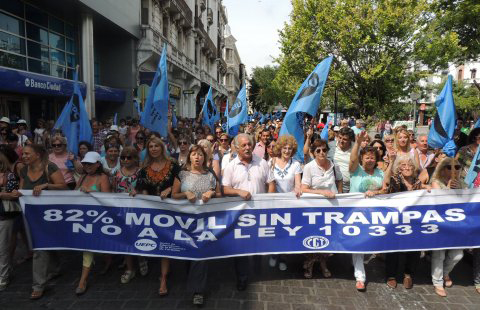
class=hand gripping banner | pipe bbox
[19,189,480,260]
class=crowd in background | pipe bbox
[0,113,479,305]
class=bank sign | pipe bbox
[0,67,85,97]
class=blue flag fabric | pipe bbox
[320,116,332,141]
[54,70,92,156]
[172,112,177,129]
[274,111,282,120]
[224,100,229,118]
[466,147,480,188]
[259,113,266,124]
[227,83,248,134]
[140,44,169,138]
[279,56,334,161]
[474,118,480,129]
[202,87,217,132]
[427,75,457,157]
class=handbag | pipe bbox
[0,172,21,214]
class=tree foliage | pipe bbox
[275,0,462,119]
[248,65,286,112]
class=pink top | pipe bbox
[48,153,74,184]
[252,142,266,159]
[222,155,274,194]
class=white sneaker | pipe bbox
[279,262,287,271]
[268,256,277,267]
[120,270,135,284]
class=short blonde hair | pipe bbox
[274,135,297,156]
[394,128,411,151]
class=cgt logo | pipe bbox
[134,239,157,251]
[303,236,329,250]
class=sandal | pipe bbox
[356,281,366,292]
[120,270,136,284]
[30,290,44,300]
[138,258,148,276]
[158,277,168,296]
[386,278,397,289]
[444,276,453,288]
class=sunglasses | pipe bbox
[385,139,394,143]
[220,138,229,142]
[315,148,328,154]
[446,165,461,171]
[207,139,215,143]
[215,131,222,134]
[52,144,64,147]
[179,141,188,145]
[120,156,132,160]
[373,146,383,150]
[136,137,145,140]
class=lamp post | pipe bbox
[410,92,420,132]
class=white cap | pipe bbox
[109,125,119,132]
[333,126,340,131]
[17,119,27,125]
[0,117,10,124]
[81,152,101,164]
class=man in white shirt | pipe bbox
[328,127,354,193]
[222,133,275,290]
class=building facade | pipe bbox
[137,0,231,119]
[0,0,139,125]
[223,24,245,113]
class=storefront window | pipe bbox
[0,30,25,54]
[0,1,77,79]
[0,11,24,36]
[26,22,48,45]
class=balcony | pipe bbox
[207,8,213,25]
[195,17,217,58]
[199,0,206,11]
[164,0,193,27]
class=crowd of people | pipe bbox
[0,113,479,305]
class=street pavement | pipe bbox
[1,247,480,310]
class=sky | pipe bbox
[222,0,292,75]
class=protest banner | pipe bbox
[19,189,480,260]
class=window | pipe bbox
[0,50,26,70]
[28,58,49,75]
[49,15,64,35]
[471,69,477,79]
[0,11,24,36]
[27,22,48,45]
[25,4,47,27]
[50,64,65,78]
[0,30,25,54]
[27,41,49,61]
[50,48,65,65]
[66,38,75,53]
[49,32,64,50]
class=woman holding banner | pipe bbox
[133,136,180,296]
[349,131,385,291]
[48,136,76,190]
[19,144,67,300]
[74,151,111,295]
[430,157,465,297]
[301,139,342,279]
[172,145,220,306]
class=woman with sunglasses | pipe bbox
[19,144,67,300]
[133,131,146,153]
[100,144,121,176]
[74,152,111,295]
[301,139,342,279]
[456,128,480,182]
[133,136,180,296]
[430,157,465,296]
[218,133,230,158]
[48,136,76,190]
[112,147,148,284]
[172,135,190,167]
[349,131,385,292]
[419,150,447,185]
[171,145,220,306]
[370,140,388,171]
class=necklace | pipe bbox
[275,159,293,179]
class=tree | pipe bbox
[275,0,461,119]
[248,65,286,112]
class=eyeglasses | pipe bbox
[446,165,461,171]
[179,141,189,145]
[52,144,64,148]
[220,138,229,142]
[207,139,215,143]
[385,139,394,143]
[215,131,222,134]
[373,146,382,150]
[120,156,132,160]
[136,137,145,140]
[315,148,328,154]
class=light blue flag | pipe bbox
[279,56,334,161]
[202,87,217,132]
[320,116,332,141]
[140,43,169,138]
[465,147,480,188]
[224,99,229,118]
[227,83,248,134]
[427,75,457,157]
[474,118,480,129]
[54,69,92,156]
[113,113,118,126]
[259,113,266,124]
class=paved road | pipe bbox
[1,247,479,309]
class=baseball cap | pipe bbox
[109,125,119,132]
[333,126,340,132]
[81,152,101,164]
[0,117,10,124]
[17,119,27,125]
